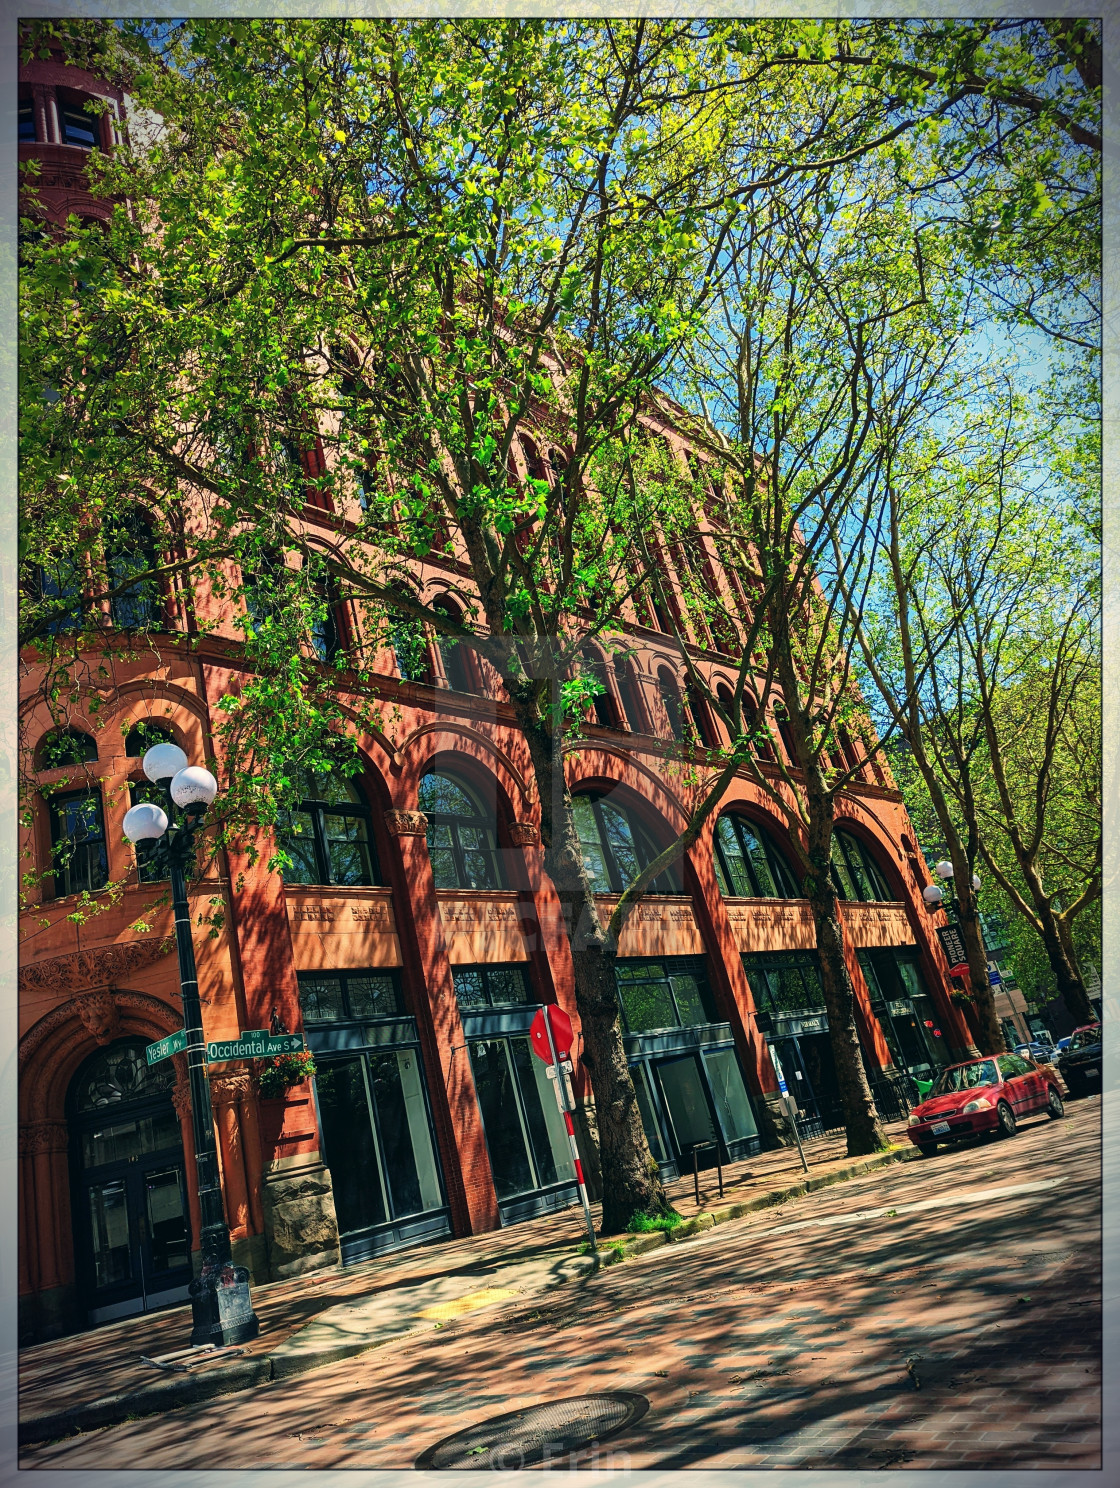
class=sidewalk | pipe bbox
[19,1120,915,1446]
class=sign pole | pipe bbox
[540,1007,598,1256]
[166,809,259,1346]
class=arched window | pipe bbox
[124,721,175,757]
[72,1039,176,1112]
[419,771,504,890]
[713,814,800,898]
[104,509,162,630]
[685,682,717,748]
[830,827,893,903]
[278,768,378,886]
[582,648,620,729]
[614,657,646,734]
[310,577,345,664]
[432,598,473,693]
[36,559,84,635]
[774,706,797,765]
[571,792,680,896]
[36,728,97,770]
[657,669,684,741]
[59,96,100,150]
[48,787,108,897]
[242,548,286,634]
[743,694,774,761]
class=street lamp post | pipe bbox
[123,742,259,1347]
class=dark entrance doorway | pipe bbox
[770,1031,845,1136]
[68,1040,193,1326]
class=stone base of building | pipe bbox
[759,1093,797,1148]
[19,1284,78,1347]
[231,1230,271,1287]
[260,1153,342,1281]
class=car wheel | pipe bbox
[916,1143,937,1157]
[996,1100,1017,1138]
[1046,1086,1065,1119]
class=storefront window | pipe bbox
[298,970,399,1023]
[615,958,718,1035]
[469,1036,575,1200]
[742,951,826,1019]
[452,964,534,1010]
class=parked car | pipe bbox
[906,1052,1064,1154]
[1015,1041,1058,1066]
[1055,1036,1073,1055]
[1057,1024,1102,1098]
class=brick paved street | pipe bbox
[21,1097,1101,1472]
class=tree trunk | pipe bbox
[953,890,1007,1055]
[809,888,890,1157]
[1043,906,1096,1025]
[518,704,672,1233]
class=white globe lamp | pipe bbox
[170,765,218,809]
[122,801,169,843]
[143,741,189,783]
[934,860,954,880]
[922,884,944,906]
[971,873,982,892]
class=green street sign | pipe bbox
[146,1029,188,1066]
[205,1033,306,1064]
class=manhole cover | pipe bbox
[414,1392,649,1469]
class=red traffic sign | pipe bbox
[529,1005,574,1062]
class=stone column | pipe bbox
[209,1072,251,1236]
[385,807,500,1236]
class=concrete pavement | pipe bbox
[20,1095,1101,1471]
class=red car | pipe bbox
[907,1052,1065,1154]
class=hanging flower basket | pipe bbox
[950,989,974,1007]
[257,1051,316,1099]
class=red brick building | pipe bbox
[18,45,976,1343]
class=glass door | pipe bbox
[654,1054,717,1161]
[469,1035,576,1202]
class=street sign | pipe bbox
[529,1005,574,1062]
[206,1033,305,1064]
[146,1029,187,1066]
[948,962,969,980]
[988,970,1001,986]
[936,923,968,969]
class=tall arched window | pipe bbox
[685,682,717,748]
[310,577,344,664]
[713,813,800,898]
[657,669,684,741]
[48,788,108,897]
[582,648,620,730]
[419,771,504,890]
[614,657,646,734]
[242,548,286,635]
[432,598,473,693]
[278,768,378,886]
[571,792,680,895]
[105,509,162,630]
[830,828,893,902]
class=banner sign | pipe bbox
[936,923,968,970]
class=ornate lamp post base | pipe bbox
[189,1261,260,1346]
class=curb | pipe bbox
[18,1145,918,1446]
[609,1145,919,1262]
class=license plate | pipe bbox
[930,1121,951,1134]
